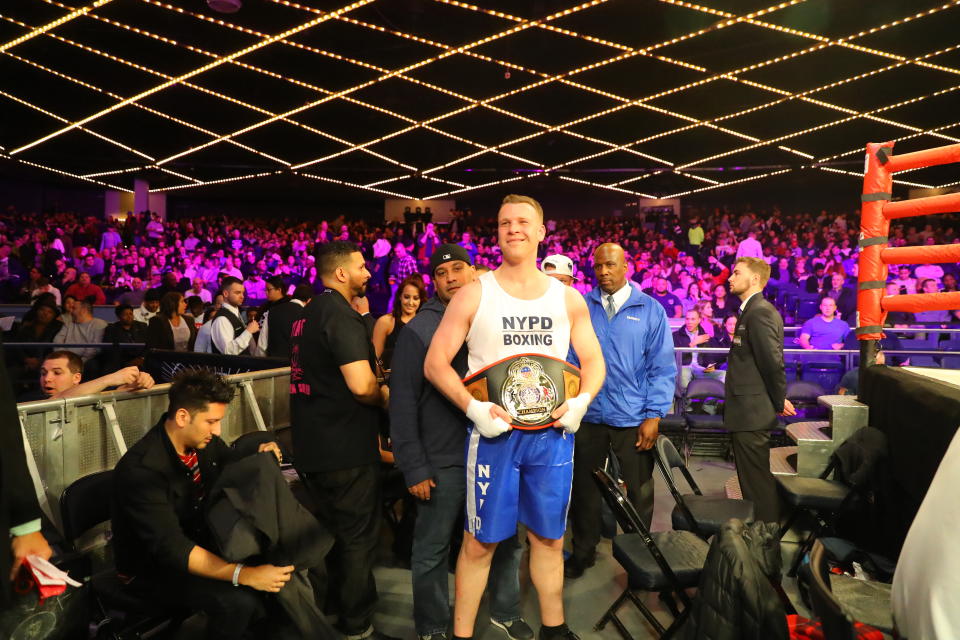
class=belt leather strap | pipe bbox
[462,353,581,430]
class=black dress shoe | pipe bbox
[563,555,595,579]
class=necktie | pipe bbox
[606,295,616,320]
[180,449,203,498]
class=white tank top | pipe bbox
[466,271,571,376]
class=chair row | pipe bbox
[663,378,829,461]
[594,428,894,639]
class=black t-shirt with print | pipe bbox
[290,290,380,473]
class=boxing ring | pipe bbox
[855,141,960,555]
[858,140,960,370]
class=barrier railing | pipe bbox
[672,347,957,384]
[20,367,290,530]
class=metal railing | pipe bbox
[19,367,290,530]
[673,346,958,375]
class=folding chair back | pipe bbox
[807,540,860,640]
[590,469,709,639]
[59,470,114,548]
[592,468,648,537]
[60,470,188,635]
[797,298,820,321]
[655,436,702,495]
[654,436,755,539]
[655,435,686,473]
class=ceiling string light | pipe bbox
[4,9,467,188]
[0,0,114,53]
[4,0,958,198]
[0,88,155,161]
[136,0,607,174]
[2,48,292,169]
[18,5,494,191]
[41,0,952,195]
[9,0,377,155]
[0,148,131,191]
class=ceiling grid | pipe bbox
[1,0,958,199]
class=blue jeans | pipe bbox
[411,465,522,636]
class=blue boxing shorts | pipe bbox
[465,426,574,543]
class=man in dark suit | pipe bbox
[1,338,52,606]
[724,257,796,523]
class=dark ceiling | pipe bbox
[2,0,960,202]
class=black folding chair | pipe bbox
[591,469,709,640]
[682,378,728,460]
[804,540,891,640]
[60,471,188,640]
[653,436,754,539]
[658,410,687,453]
[776,427,888,577]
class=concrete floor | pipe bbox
[354,455,808,640]
[175,455,811,639]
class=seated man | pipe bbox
[53,298,108,365]
[21,350,154,402]
[103,304,148,368]
[111,370,289,640]
[673,308,725,391]
[798,296,850,362]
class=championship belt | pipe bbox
[462,354,581,430]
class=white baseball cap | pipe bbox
[541,254,577,280]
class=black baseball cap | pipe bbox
[430,244,472,275]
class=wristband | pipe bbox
[232,563,244,587]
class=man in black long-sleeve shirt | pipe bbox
[390,245,532,640]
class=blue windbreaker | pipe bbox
[571,284,677,427]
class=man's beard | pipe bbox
[354,281,368,297]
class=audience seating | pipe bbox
[591,469,708,640]
[906,354,940,367]
[658,407,687,453]
[941,355,960,369]
[59,470,188,640]
[899,338,936,350]
[781,380,829,425]
[802,362,844,394]
[938,338,960,352]
[796,296,820,322]
[653,436,754,539]
[682,378,729,460]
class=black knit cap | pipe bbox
[430,243,472,275]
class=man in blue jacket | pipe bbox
[390,245,531,640]
[566,243,677,579]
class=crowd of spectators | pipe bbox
[1,204,958,395]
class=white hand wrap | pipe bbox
[557,392,591,434]
[466,399,512,438]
